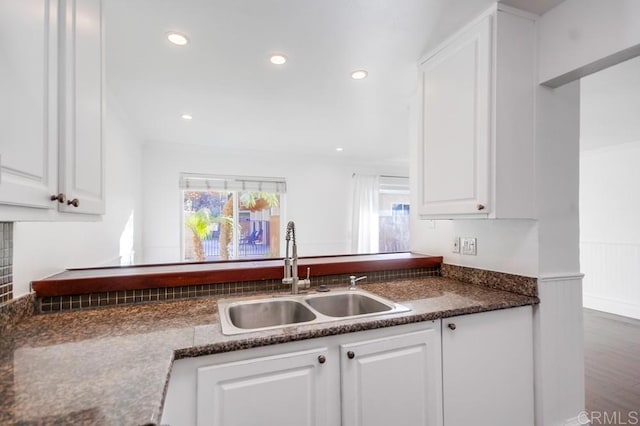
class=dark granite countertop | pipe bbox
[0,277,538,425]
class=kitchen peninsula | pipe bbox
[1,266,537,425]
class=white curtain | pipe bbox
[351,174,380,253]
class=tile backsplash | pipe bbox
[1,223,13,304]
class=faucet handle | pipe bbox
[299,267,311,289]
[349,275,367,290]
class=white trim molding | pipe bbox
[538,273,585,282]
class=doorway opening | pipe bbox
[579,55,640,423]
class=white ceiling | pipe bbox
[105,0,563,163]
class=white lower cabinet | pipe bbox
[441,306,534,426]
[163,309,533,426]
[340,329,442,426]
[162,322,441,426]
[197,348,330,426]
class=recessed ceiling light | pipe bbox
[270,54,287,65]
[336,147,344,152]
[181,114,193,120]
[167,32,189,46]
[351,69,368,80]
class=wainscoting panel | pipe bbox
[580,241,640,319]
[534,274,586,426]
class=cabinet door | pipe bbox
[0,0,58,209]
[197,347,330,426]
[59,0,104,214]
[340,327,443,426]
[418,14,492,217]
[442,306,534,426]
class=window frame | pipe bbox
[179,174,287,262]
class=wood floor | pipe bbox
[584,308,640,424]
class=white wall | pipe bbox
[538,0,640,87]
[580,142,640,319]
[579,55,640,320]
[142,142,406,264]
[533,10,640,426]
[580,56,640,151]
[581,142,640,243]
[410,218,539,276]
[533,81,584,426]
[12,100,143,297]
[535,82,581,277]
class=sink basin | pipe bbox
[218,290,411,335]
[305,292,392,317]
[227,300,316,329]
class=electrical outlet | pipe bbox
[452,237,460,253]
[461,237,477,255]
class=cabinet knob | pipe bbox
[50,193,66,203]
[347,351,355,359]
[477,204,485,211]
[318,355,326,364]
[67,198,80,207]
[447,323,456,330]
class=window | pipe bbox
[180,174,286,262]
[378,177,410,253]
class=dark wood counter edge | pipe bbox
[32,254,443,297]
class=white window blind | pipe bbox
[379,176,409,194]
[179,173,287,193]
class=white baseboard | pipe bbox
[583,293,640,320]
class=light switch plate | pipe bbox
[452,237,460,253]
[461,237,477,255]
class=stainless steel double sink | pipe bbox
[218,289,411,335]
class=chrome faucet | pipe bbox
[349,275,367,290]
[282,221,310,294]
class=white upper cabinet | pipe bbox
[58,0,104,215]
[417,5,536,219]
[0,0,104,219]
[0,0,58,210]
